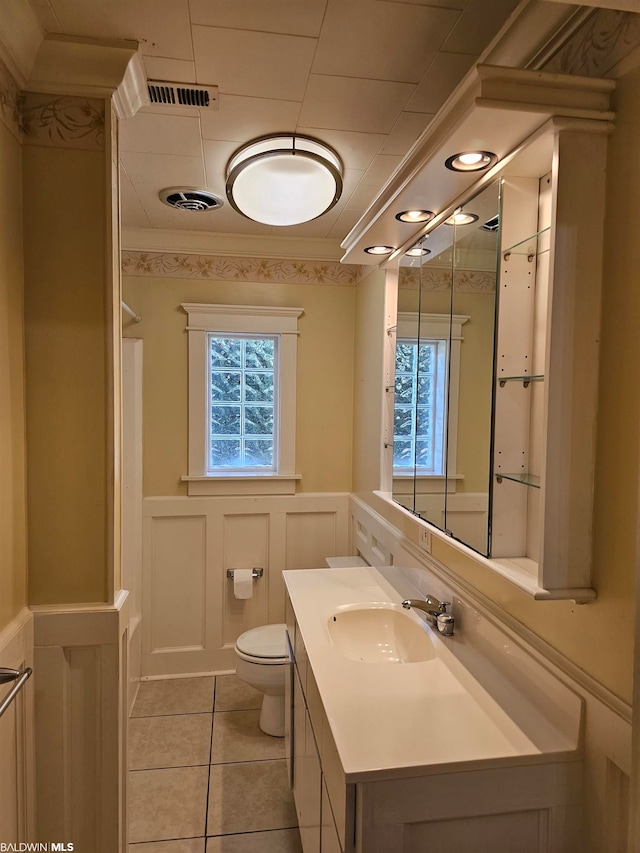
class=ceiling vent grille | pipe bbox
[159,188,224,212]
[482,214,500,232]
[147,81,219,110]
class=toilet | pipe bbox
[234,623,288,737]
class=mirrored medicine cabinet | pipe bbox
[387,117,610,599]
[392,180,498,557]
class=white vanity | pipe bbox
[284,565,582,853]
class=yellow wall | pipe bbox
[0,116,27,631]
[23,145,108,604]
[354,58,640,706]
[122,276,355,496]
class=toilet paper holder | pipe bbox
[226,567,264,580]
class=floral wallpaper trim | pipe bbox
[121,251,365,286]
[399,267,495,293]
[21,93,105,150]
[543,9,640,78]
[0,58,21,141]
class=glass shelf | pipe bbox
[498,374,544,387]
[495,472,541,489]
[502,226,551,259]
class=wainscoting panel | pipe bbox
[0,609,35,845]
[142,493,350,677]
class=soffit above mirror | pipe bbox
[340,64,614,266]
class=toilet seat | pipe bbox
[235,623,288,665]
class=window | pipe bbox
[182,304,303,496]
[392,312,468,483]
[393,338,447,475]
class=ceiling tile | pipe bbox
[343,181,381,211]
[295,127,385,172]
[28,0,62,32]
[383,0,467,7]
[189,0,328,38]
[119,169,152,229]
[120,152,206,187]
[200,95,302,143]
[442,0,521,54]
[202,139,242,191]
[299,75,415,135]
[274,211,340,239]
[143,56,196,84]
[312,0,460,83]
[380,111,434,156]
[202,204,274,236]
[361,154,404,186]
[47,0,194,60]
[120,113,202,157]
[192,26,316,100]
[328,208,366,240]
[407,51,476,113]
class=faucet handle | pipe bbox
[438,601,450,613]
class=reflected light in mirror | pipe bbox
[405,246,431,257]
[445,210,479,225]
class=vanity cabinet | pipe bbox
[285,581,582,853]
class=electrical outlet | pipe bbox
[419,527,432,552]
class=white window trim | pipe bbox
[394,311,469,489]
[181,303,303,496]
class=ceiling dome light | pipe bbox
[444,210,479,226]
[405,245,431,257]
[364,245,395,255]
[225,134,343,226]
[395,209,434,223]
[444,150,497,172]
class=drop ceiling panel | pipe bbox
[192,26,316,101]
[120,113,203,157]
[299,75,415,134]
[189,0,329,38]
[142,57,196,85]
[294,128,386,171]
[442,0,522,54]
[46,0,194,59]
[120,152,206,187]
[200,95,302,143]
[119,170,152,230]
[328,208,365,239]
[407,52,477,113]
[383,0,467,8]
[202,139,244,191]
[381,111,435,156]
[311,0,460,83]
[187,203,274,236]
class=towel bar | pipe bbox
[0,667,32,719]
[226,567,264,580]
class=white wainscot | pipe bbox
[285,565,583,853]
[142,493,350,677]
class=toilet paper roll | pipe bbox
[233,569,254,600]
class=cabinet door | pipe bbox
[321,779,342,853]
[293,667,306,818]
[300,712,321,853]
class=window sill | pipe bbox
[182,474,301,496]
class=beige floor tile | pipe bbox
[214,674,262,712]
[129,766,209,843]
[130,839,205,852]
[211,710,285,764]
[129,713,212,770]
[206,828,302,852]
[132,677,215,717]
[207,759,297,835]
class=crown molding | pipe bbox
[121,226,346,262]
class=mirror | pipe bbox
[392,180,500,555]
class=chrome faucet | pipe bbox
[402,595,454,636]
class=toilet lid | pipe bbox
[236,623,287,660]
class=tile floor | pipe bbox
[129,675,302,852]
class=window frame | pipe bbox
[182,303,303,496]
[393,311,468,490]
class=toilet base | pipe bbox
[259,692,285,737]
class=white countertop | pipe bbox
[283,566,580,782]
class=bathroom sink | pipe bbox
[327,604,436,664]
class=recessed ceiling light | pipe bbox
[444,210,479,226]
[405,245,431,257]
[225,134,343,226]
[395,209,434,223]
[364,245,395,255]
[444,151,497,172]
